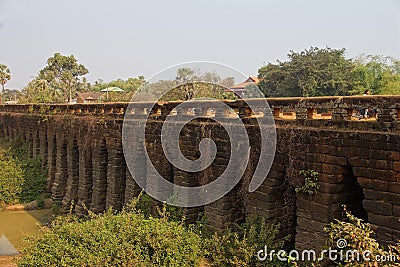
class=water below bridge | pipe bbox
[0,209,51,256]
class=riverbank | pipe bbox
[0,209,52,267]
[0,255,17,267]
[0,209,51,248]
[1,199,53,212]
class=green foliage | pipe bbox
[1,88,20,103]
[0,149,24,205]
[161,81,230,101]
[136,68,236,102]
[18,191,290,266]
[258,47,354,97]
[52,200,62,214]
[18,156,48,203]
[221,76,236,88]
[0,138,47,205]
[20,78,62,104]
[133,192,153,217]
[351,55,400,95]
[204,216,291,266]
[91,76,146,102]
[295,169,319,195]
[18,207,203,267]
[0,63,11,92]
[325,207,400,266]
[92,76,146,93]
[258,47,400,97]
[133,192,184,223]
[245,83,265,98]
[38,53,89,102]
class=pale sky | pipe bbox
[1,0,399,89]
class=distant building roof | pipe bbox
[229,77,260,90]
[76,92,105,103]
[225,76,260,98]
[77,92,104,99]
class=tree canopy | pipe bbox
[91,76,146,93]
[12,48,400,104]
[134,68,236,102]
[160,68,236,101]
[91,76,146,102]
[0,63,11,92]
[38,53,89,102]
[20,78,61,104]
[258,47,400,97]
[351,55,400,95]
[258,47,354,97]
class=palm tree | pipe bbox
[0,64,11,92]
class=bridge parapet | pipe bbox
[0,95,399,130]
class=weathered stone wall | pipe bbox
[0,96,399,253]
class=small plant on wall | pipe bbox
[295,169,319,195]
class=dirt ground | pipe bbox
[0,256,17,267]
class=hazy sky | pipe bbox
[1,0,399,89]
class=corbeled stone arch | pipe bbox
[105,136,126,211]
[75,131,94,216]
[51,134,68,201]
[90,138,108,213]
[47,133,57,193]
[348,132,400,245]
[62,136,80,212]
[39,129,48,169]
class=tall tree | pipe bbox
[258,47,354,97]
[221,77,235,88]
[0,64,11,92]
[39,53,89,102]
[175,67,198,100]
[351,55,400,95]
[201,71,223,98]
[91,76,146,93]
[20,78,60,104]
[144,69,234,101]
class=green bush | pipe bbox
[18,194,293,267]
[18,156,47,203]
[18,208,203,267]
[0,138,47,205]
[295,169,319,195]
[204,216,293,267]
[0,152,24,205]
[325,207,400,266]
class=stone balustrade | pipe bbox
[1,96,399,130]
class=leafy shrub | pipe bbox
[18,156,47,203]
[325,207,400,266]
[18,193,293,267]
[295,169,319,195]
[134,192,153,216]
[204,216,292,266]
[0,138,47,205]
[0,151,24,204]
[18,208,203,267]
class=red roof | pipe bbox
[229,76,259,90]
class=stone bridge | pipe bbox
[0,96,399,251]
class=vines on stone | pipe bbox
[277,125,310,246]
